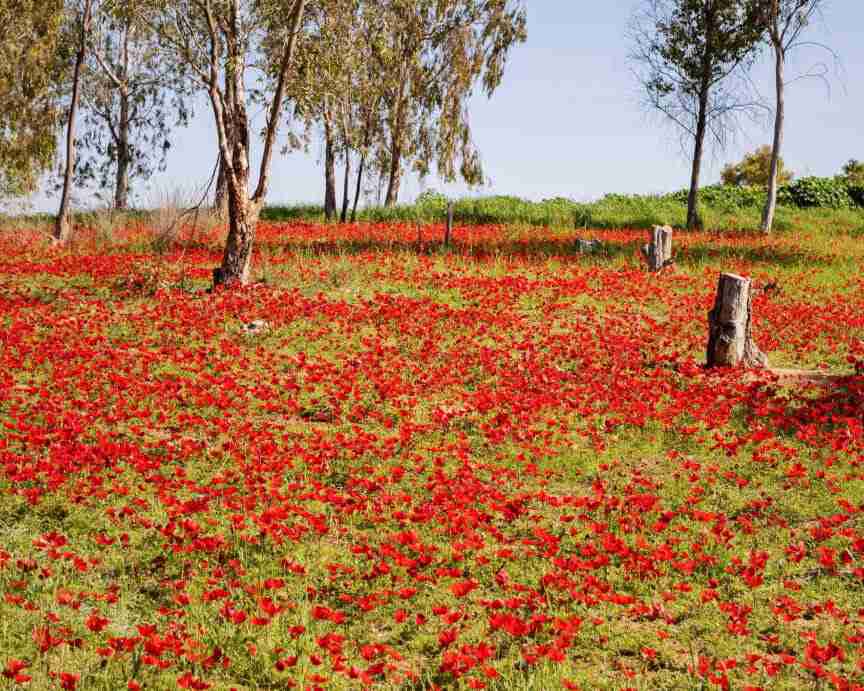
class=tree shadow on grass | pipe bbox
[742,370,863,443]
[676,242,837,270]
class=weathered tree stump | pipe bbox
[706,273,768,369]
[212,267,227,287]
[642,225,673,272]
[576,238,601,254]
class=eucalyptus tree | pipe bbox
[374,0,527,207]
[78,0,193,210]
[348,83,383,221]
[139,0,307,287]
[0,0,65,199]
[337,2,388,221]
[287,0,383,222]
[55,0,95,242]
[631,0,766,229]
[759,0,826,233]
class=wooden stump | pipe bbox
[576,239,601,254]
[706,273,768,369]
[642,225,673,272]
[212,267,227,288]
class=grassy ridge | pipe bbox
[7,191,864,236]
[263,192,864,234]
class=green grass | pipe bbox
[1,206,863,690]
[262,193,864,234]
[8,189,863,237]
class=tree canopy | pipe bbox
[722,145,793,187]
[631,0,767,227]
[0,0,65,198]
[77,0,193,209]
[843,159,864,185]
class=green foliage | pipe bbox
[649,0,766,96]
[264,186,864,234]
[780,176,855,209]
[669,184,765,209]
[266,195,587,227]
[721,145,793,187]
[666,177,863,211]
[841,161,864,206]
[316,0,528,203]
[0,0,65,198]
[77,6,193,208]
[842,159,864,185]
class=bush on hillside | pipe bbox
[721,145,793,188]
[842,159,864,185]
[666,177,863,211]
[668,184,766,209]
[780,176,855,209]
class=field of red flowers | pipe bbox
[1,220,863,690]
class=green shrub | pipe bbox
[842,159,864,185]
[780,176,854,209]
[263,204,326,222]
[668,184,766,209]
[588,193,686,229]
[666,177,864,211]
[721,145,793,187]
[259,181,864,231]
[847,184,864,208]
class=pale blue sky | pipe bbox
[34,1,864,211]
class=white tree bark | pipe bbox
[642,225,673,272]
[54,0,94,243]
[706,273,768,369]
[444,202,453,245]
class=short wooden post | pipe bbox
[706,273,768,369]
[642,225,673,272]
[444,202,454,246]
[576,239,601,253]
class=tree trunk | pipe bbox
[641,225,673,272]
[706,273,768,369]
[211,74,255,287]
[385,137,402,207]
[761,45,785,234]
[687,87,710,231]
[214,70,235,219]
[214,168,257,288]
[323,117,337,221]
[114,90,131,210]
[54,0,92,243]
[214,154,229,218]
[351,153,365,222]
[384,86,407,208]
[444,201,454,246]
[340,144,351,223]
[208,0,306,290]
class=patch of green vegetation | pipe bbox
[262,190,864,233]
